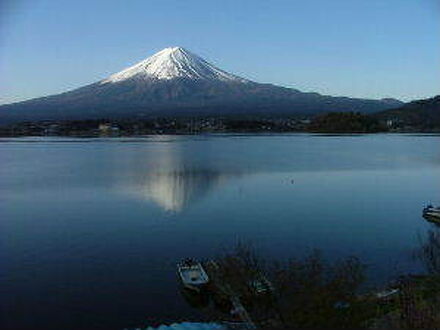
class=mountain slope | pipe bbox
[0,47,403,123]
[376,95,440,129]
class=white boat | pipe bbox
[177,259,210,291]
[376,288,399,299]
[423,204,440,222]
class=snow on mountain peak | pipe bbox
[102,47,248,84]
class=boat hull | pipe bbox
[177,259,210,292]
[424,213,440,223]
[179,281,208,292]
[423,206,440,223]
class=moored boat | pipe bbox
[423,204,440,222]
[248,275,274,295]
[177,258,210,291]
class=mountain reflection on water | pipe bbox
[120,137,244,212]
[144,169,234,212]
[114,133,440,212]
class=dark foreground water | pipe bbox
[1,134,439,329]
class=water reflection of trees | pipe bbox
[389,228,440,329]
[418,229,440,275]
[177,233,440,328]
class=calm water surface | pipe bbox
[1,134,439,329]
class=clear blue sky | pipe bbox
[1,0,439,104]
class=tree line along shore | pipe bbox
[0,111,439,137]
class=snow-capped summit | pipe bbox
[102,47,248,83]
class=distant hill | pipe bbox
[0,47,403,124]
[376,95,440,130]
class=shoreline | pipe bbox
[1,131,440,138]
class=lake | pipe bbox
[1,134,439,329]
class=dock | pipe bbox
[203,259,286,329]
[204,260,257,328]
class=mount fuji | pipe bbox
[0,47,402,123]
